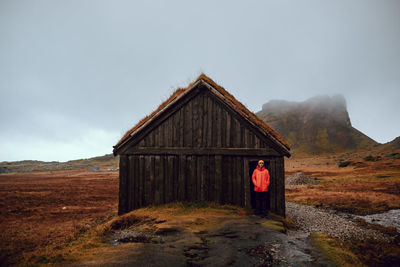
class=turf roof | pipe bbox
[114,74,290,153]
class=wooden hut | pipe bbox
[113,74,290,216]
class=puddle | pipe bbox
[108,230,163,245]
[356,209,400,232]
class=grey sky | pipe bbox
[1,0,399,161]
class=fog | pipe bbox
[1,0,399,161]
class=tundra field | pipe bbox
[0,151,399,266]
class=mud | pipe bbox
[69,215,333,267]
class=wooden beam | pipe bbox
[123,147,280,156]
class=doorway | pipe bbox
[248,160,270,210]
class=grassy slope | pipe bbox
[0,154,119,173]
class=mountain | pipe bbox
[377,136,400,153]
[257,95,378,154]
[0,154,118,173]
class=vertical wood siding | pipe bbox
[136,91,275,149]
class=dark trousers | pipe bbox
[255,192,268,215]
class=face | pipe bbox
[258,162,264,168]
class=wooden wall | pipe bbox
[118,85,286,216]
[118,154,285,216]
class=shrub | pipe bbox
[363,155,381,162]
[338,161,353,168]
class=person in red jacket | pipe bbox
[252,160,270,216]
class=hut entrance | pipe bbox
[249,160,270,210]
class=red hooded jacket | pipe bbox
[252,166,270,192]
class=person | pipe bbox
[252,160,270,217]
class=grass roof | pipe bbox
[114,74,290,151]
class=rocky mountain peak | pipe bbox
[257,95,377,154]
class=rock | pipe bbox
[285,172,318,186]
[286,202,392,242]
[0,166,10,173]
[90,165,100,172]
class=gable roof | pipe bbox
[114,74,290,155]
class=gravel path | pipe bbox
[286,202,393,242]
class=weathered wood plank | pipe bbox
[221,109,226,147]
[206,94,212,148]
[200,93,208,147]
[277,157,285,217]
[144,156,151,205]
[149,156,155,204]
[230,156,236,205]
[251,132,256,148]
[236,157,242,206]
[166,156,172,203]
[211,97,217,147]
[173,156,178,201]
[135,156,140,209]
[207,155,214,202]
[192,94,199,147]
[215,155,222,203]
[243,158,250,208]
[179,108,184,147]
[118,155,129,215]
[200,156,206,201]
[137,138,145,148]
[178,156,185,201]
[255,135,261,148]
[240,126,245,147]
[138,155,144,207]
[224,156,231,204]
[193,155,198,202]
[184,100,193,147]
[172,110,178,147]
[128,156,135,210]
[160,120,165,148]
[269,159,276,213]
[154,155,161,205]
[164,114,170,147]
[154,123,160,148]
[188,156,195,201]
[165,118,169,147]
[243,128,249,149]
[226,112,231,148]
[198,93,204,147]
[197,156,202,201]
[273,157,279,214]
[216,101,222,148]
[202,155,208,202]
[232,117,239,148]
[149,127,155,147]
[164,156,168,204]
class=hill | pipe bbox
[378,136,400,152]
[257,95,378,154]
[0,154,118,173]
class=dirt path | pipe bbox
[67,213,332,267]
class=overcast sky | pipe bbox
[1,0,399,162]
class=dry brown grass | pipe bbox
[1,149,399,265]
[285,151,400,214]
[286,151,400,266]
[0,170,118,266]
